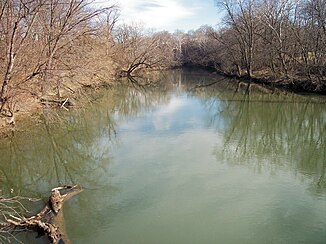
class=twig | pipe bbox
[60,98,69,110]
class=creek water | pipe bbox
[0,69,325,243]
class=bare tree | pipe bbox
[97,7,120,56]
[256,0,294,75]
[152,30,182,68]
[37,0,109,97]
[209,27,243,76]
[0,0,43,114]
[113,24,171,77]
[216,0,261,78]
[300,0,326,80]
[0,0,119,121]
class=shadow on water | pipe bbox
[192,84,326,196]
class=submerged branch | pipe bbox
[0,185,83,244]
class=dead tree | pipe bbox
[0,185,83,244]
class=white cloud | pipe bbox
[116,0,198,30]
[156,96,186,116]
[99,0,221,32]
[153,96,187,130]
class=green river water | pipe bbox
[0,69,325,243]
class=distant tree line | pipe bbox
[179,0,326,92]
[0,0,325,120]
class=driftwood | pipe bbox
[1,185,83,243]
[40,98,75,109]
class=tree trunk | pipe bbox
[0,21,18,112]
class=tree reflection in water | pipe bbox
[193,85,326,196]
[1,69,325,197]
[0,81,171,197]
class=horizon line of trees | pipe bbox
[179,0,325,91]
[0,0,325,119]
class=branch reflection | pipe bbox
[0,83,171,197]
[197,86,326,195]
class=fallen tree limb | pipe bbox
[40,98,75,108]
[1,185,83,244]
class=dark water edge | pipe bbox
[182,64,326,95]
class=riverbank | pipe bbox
[181,64,326,95]
[205,66,326,95]
[236,74,326,95]
[0,76,116,137]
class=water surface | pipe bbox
[0,69,325,243]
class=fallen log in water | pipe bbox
[1,185,83,243]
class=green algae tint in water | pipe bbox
[0,69,326,244]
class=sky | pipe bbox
[108,0,221,32]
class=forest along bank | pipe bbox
[0,0,325,131]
